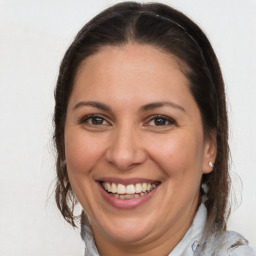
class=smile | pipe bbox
[101,181,160,200]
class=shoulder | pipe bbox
[223,231,256,256]
[227,244,256,256]
[200,230,256,256]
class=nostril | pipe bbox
[105,145,147,171]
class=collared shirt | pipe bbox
[81,204,256,255]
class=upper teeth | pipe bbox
[102,182,156,195]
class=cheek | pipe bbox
[146,131,204,176]
[64,131,106,175]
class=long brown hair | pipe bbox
[54,1,230,233]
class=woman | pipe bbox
[53,2,256,255]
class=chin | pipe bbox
[93,216,154,244]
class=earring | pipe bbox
[208,161,214,168]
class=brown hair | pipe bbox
[54,1,230,233]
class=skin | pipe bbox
[64,43,216,256]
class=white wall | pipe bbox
[0,0,255,255]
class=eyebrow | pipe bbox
[73,101,185,113]
[140,102,186,112]
[73,101,112,112]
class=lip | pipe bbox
[97,180,160,210]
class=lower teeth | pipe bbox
[111,192,146,199]
[108,187,156,199]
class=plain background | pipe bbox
[0,0,255,255]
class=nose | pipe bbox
[105,126,147,171]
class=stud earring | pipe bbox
[208,161,214,168]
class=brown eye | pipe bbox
[154,117,168,126]
[147,115,175,127]
[81,115,109,126]
[90,116,105,125]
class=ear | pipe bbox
[202,129,217,174]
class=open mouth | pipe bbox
[100,181,160,199]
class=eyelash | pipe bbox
[79,114,176,127]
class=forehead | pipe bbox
[76,43,185,78]
[71,44,191,103]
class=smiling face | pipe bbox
[64,44,216,254]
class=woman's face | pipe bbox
[65,44,215,250]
